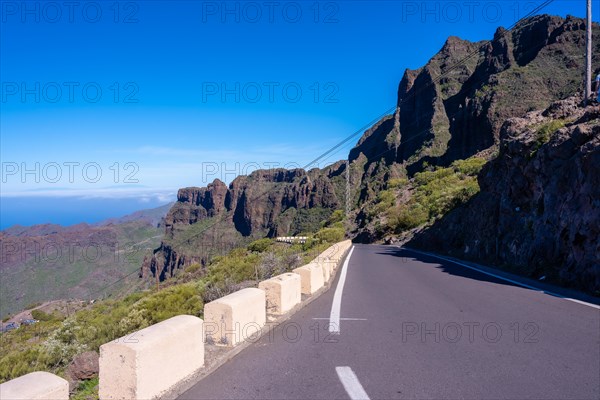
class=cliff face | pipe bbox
[142,165,345,280]
[349,15,600,203]
[144,15,598,290]
[166,167,342,237]
[409,97,600,293]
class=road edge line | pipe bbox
[405,247,600,310]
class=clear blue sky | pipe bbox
[0,0,593,227]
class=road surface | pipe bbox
[180,244,600,400]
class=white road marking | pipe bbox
[406,247,600,310]
[336,366,370,400]
[312,318,367,321]
[329,246,355,334]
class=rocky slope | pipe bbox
[409,97,600,293]
[349,15,600,204]
[142,164,346,280]
[144,15,598,293]
[0,206,170,318]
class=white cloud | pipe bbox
[1,187,178,201]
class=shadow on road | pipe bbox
[373,245,600,306]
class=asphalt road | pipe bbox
[180,244,600,400]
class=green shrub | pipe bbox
[387,178,408,189]
[414,174,479,218]
[31,309,61,322]
[72,377,99,400]
[330,221,344,230]
[324,210,345,226]
[203,249,260,285]
[0,320,60,382]
[451,157,486,175]
[0,346,54,383]
[413,167,454,186]
[387,203,429,231]
[315,227,345,243]
[43,319,89,366]
[369,189,396,217]
[301,236,319,251]
[184,263,202,274]
[247,238,273,253]
[535,119,565,146]
[529,119,566,158]
[128,283,203,324]
[388,157,485,233]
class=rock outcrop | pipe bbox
[143,15,599,293]
[142,165,346,280]
[67,351,99,381]
[409,97,600,293]
[349,15,600,203]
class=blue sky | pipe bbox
[0,0,594,227]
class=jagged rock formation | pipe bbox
[144,15,599,293]
[409,97,600,293]
[142,165,346,280]
[349,15,600,203]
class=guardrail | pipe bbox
[0,240,353,400]
[203,288,266,347]
[259,272,302,315]
[275,236,308,244]
[99,315,204,399]
[293,263,325,295]
[0,371,69,400]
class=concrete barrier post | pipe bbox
[293,263,325,295]
[259,273,301,315]
[0,372,68,400]
[99,315,204,400]
[203,288,266,347]
[320,260,332,281]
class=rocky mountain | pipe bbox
[0,205,171,319]
[141,164,346,280]
[349,15,600,204]
[409,97,599,293]
[144,15,598,293]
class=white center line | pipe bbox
[329,246,354,334]
[336,366,370,400]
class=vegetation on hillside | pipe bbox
[366,157,487,236]
[0,221,162,319]
[0,216,346,388]
[529,119,567,157]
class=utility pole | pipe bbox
[345,160,351,234]
[345,161,350,216]
[585,0,593,105]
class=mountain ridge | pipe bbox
[143,14,599,293]
[0,203,173,318]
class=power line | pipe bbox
[86,0,558,295]
[308,1,562,168]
